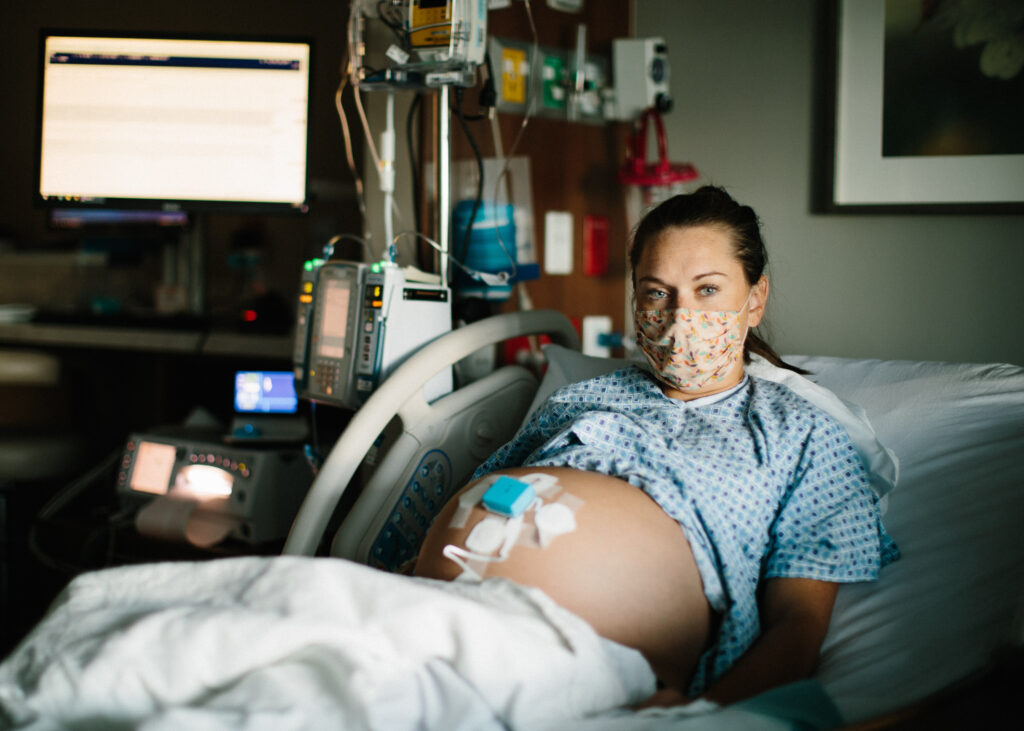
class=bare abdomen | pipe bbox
[415,466,712,690]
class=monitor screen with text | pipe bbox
[37,33,311,212]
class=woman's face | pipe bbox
[633,224,768,399]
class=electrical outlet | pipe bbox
[543,210,573,274]
[582,315,612,357]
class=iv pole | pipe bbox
[437,84,451,286]
[352,0,484,286]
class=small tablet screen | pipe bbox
[234,371,298,414]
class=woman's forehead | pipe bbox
[639,225,742,276]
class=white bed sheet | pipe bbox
[0,556,850,731]
[0,557,654,730]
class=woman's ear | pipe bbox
[747,275,769,328]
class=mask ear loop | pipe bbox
[740,276,769,345]
[738,287,755,343]
[740,277,771,367]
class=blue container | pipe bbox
[452,201,517,301]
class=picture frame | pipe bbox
[825,0,1024,213]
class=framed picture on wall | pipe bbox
[828,0,1024,212]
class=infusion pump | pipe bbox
[352,0,488,88]
[294,261,452,410]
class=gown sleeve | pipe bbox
[764,415,899,582]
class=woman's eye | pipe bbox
[644,289,668,300]
[698,285,719,297]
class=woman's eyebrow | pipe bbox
[637,276,671,286]
[693,271,727,281]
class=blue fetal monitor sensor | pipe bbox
[482,476,536,517]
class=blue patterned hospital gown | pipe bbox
[472,365,899,695]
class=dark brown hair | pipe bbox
[629,185,806,373]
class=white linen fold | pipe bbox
[0,556,655,730]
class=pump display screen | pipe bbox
[317,278,353,359]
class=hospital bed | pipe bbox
[1,310,1021,729]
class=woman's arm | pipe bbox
[639,577,838,709]
[700,577,838,706]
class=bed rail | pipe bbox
[283,310,580,557]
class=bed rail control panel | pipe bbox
[367,449,453,571]
[117,433,314,545]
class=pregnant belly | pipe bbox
[415,466,713,690]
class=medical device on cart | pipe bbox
[114,371,314,547]
[116,432,313,546]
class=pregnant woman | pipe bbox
[416,186,899,706]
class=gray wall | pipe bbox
[635,0,1023,365]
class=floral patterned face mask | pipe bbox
[633,291,753,393]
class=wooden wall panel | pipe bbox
[440,1,635,336]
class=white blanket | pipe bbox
[0,557,655,730]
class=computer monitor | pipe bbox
[35,31,312,214]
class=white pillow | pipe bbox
[528,344,898,502]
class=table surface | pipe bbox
[0,322,293,360]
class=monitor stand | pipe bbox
[226,414,308,444]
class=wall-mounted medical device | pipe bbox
[612,37,671,120]
[116,433,313,545]
[352,0,489,89]
[294,260,453,410]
